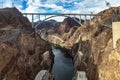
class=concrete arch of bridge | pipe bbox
[35,15,81,29]
[43,15,73,21]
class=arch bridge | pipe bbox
[23,13,100,28]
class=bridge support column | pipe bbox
[79,15,81,23]
[84,15,87,24]
[32,14,34,28]
[25,14,27,17]
[39,15,40,21]
[112,21,120,48]
[90,15,92,23]
[45,15,46,20]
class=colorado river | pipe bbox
[51,48,74,80]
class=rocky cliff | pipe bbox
[91,6,120,27]
[0,7,32,31]
[71,7,120,80]
[40,17,81,49]
[0,8,54,80]
[35,20,60,30]
[58,17,81,34]
[39,6,120,80]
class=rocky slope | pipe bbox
[39,17,82,49]
[71,7,120,80]
[72,24,113,80]
[58,17,81,34]
[91,6,120,27]
[0,7,32,31]
[39,6,120,80]
[0,8,54,80]
[35,20,60,30]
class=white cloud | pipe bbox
[4,0,12,7]
[2,0,120,21]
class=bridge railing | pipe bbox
[22,13,101,28]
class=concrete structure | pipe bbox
[112,22,120,48]
[23,13,99,28]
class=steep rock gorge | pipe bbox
[71,6,120,80]
[37,6,120,80]
[0,8,54,80]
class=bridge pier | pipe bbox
[32,14,34,28]
[38,15,40,21]
[79,15,81,22]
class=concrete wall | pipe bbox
[112,22,120,48]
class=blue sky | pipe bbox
[0,0,120,21]
[1,0,120,14]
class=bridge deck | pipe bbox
[23,13,99,16]
[22,13,101,28]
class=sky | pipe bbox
[0,0,120,21]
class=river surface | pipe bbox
[51,48,74,80]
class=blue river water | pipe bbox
[51,48,74,80]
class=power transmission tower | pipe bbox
[12,2,14,7]
[105,0,118,21]
[105,1,111,8]
[12,0,15,7]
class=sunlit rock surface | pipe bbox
[71,7,120,80]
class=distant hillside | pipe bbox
[58,17,84,34]
[34,19,60,30]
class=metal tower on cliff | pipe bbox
[105,1,118,21]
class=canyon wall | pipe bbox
[38,6,120,80]
[0,8,54,80]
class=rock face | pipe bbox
[91,6,120,27]
[38,6,120,80]
[71,7,120,80]
[0,7,32,31]
[58,17,81,34]
[35,20,60,30]
[40,17,81,49]
[72,25,113,80]
[0,8,54,80]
